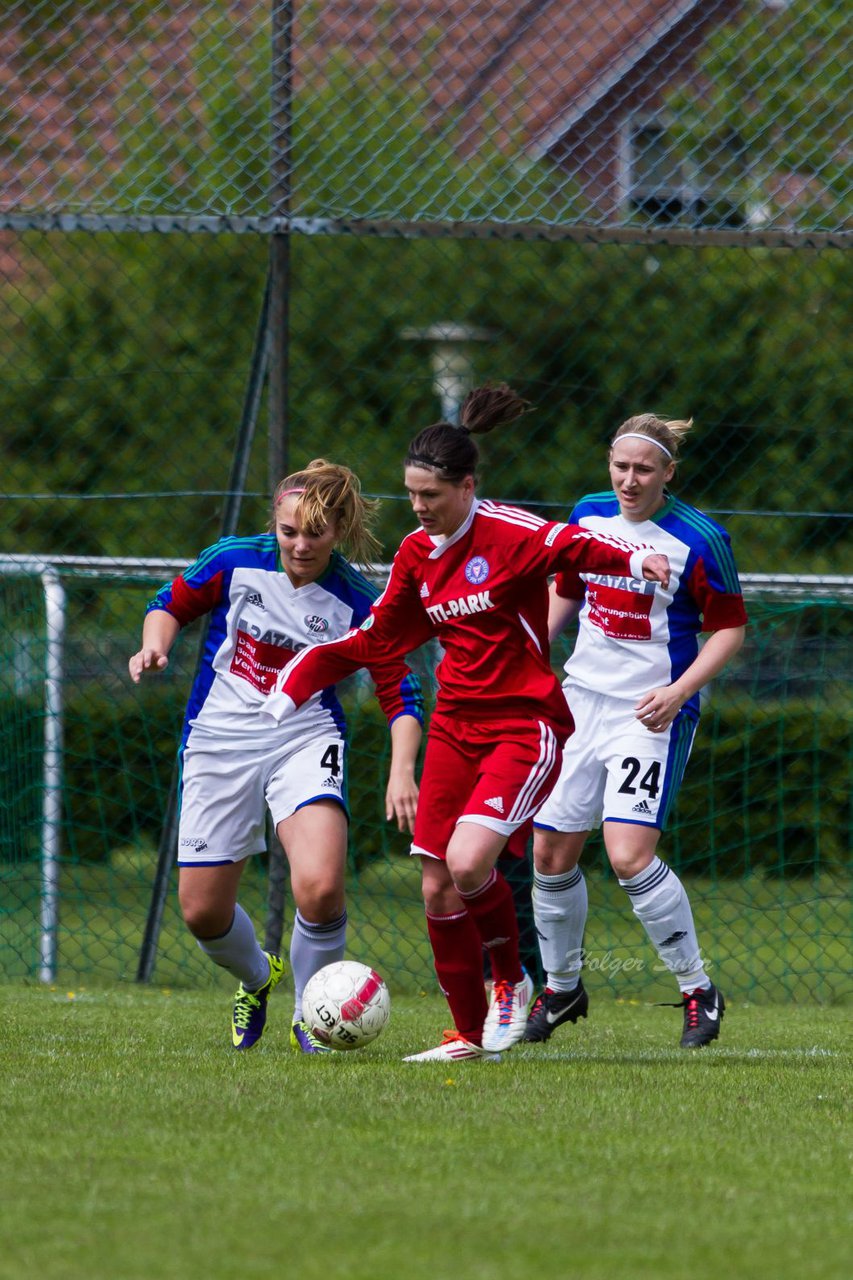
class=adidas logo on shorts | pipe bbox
[632,799,654,815]
[484,796,505,814]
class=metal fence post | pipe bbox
[39,567,65,983]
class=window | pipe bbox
[621,115,745,228]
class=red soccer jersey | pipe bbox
[265,498,650,734]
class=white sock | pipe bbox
[196,903,270,990]
[618,857,709,991]
[290,909,347,1021]
[532,866,587,992]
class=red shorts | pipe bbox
[411,711,565,861]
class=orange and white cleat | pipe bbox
[402,1029,502,1062]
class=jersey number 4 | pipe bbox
[618,757,661,799]
[320,744,342,777]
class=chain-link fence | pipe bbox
[1,2,850,1001]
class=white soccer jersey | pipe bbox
[147,534,422,750]
[555,493,747,712]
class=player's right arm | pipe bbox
[128,609,181,683]
[521,517,669,590]
[385,712,422,834]
[263,546,430,721]
[128,541,228,684]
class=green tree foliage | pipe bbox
[666,0,850,229]
[0,232,268,557]
[285,235,851,569]
[289,43,574,224]
[0,12,849,570]
[1,233,849,568]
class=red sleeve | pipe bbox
[146,570,225,627]
[166,572,224,625]
[687,557,748,631]
[553,568,586,601]
[518,521,648,582]
[274,546,432,709]
[363,653,425,726]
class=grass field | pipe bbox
[2,983,850,1280]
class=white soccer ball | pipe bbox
[301,960,391,1051]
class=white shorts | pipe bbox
[534,683,697,833]
[177,730,348,865]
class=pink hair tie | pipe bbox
[276,486,306,503]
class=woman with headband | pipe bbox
[129,460,423,1052]
[261,388,671,1061]
[525,414,747,1049]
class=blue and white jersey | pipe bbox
[554,493,747,715]
[147,535,423,749]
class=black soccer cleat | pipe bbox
[522,979,589,1043]
[679,983,725,1048]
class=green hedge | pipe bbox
[668,698,851,877]
[0,693,43,863]
[2,688,849,877]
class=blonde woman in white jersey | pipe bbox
[129,460,423,1053]
[526,415,747,1048]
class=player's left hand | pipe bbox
[385,774,419,834]
[634,686,685,733]
[641,553,671,588]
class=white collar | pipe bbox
[428,497,480,558]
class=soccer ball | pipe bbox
[301,960,391,1051]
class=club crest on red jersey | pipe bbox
[464,555,490,585]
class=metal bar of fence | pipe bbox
[223,273,272,535]
[5,559,850,598]
[135,768,182,986]
[0,559,66,982]
[39,568,65,984]
[268,1,294,482]
[0,212,848,252]
[262,0,296,953]
[135,268,274,983]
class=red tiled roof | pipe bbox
[299,1,737,150]
[1,1,737,210]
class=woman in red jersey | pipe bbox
[262,387,670,1061]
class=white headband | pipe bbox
[612,431,673,460]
